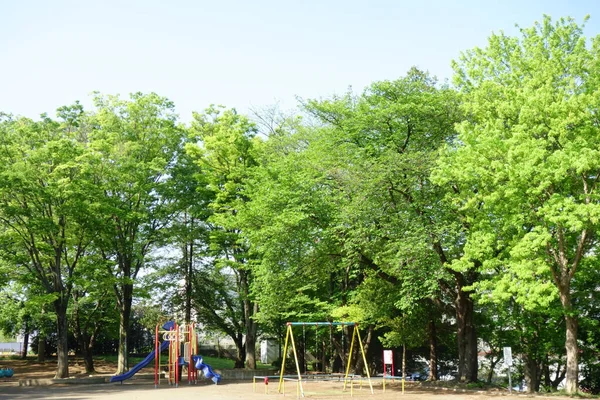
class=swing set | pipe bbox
[277,322,374,397]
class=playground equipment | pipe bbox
[154,321,221,387]
[276,322,374,397]
[0,368,14,378]
[109,321,221,386]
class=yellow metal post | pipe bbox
[343,325,355,391]
[402,376,405,394]
[278,325,291,393]
[355,327,374,394]
[289,325,305,397]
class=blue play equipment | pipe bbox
[192,355,221,384]
[0,368,14,378]
[110,321,220,385]
[109,340,170,383]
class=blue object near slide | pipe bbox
[109,340,169,383]
[193,355,221,384]
[110,321,175,383]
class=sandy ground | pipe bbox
[0,358,117,379]
[0,379,576,400]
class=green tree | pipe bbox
[0,108,99,378]
[90,92,185,374]
[243,69,466,377]
[69,252,118,374]
[159,147,212,324]
[435,15,600,394]
[187,106,260,368]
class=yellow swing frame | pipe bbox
[277,322,374,397]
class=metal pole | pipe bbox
[355,327,374,394]
[154,324,159,388]
[289,324,305,397]
[343,325,355,391]
[278,324,291,393]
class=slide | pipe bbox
[110,341,169,383]
[193,355,221,384]
[110,321,175,383]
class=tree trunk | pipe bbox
[21,324,29,359]
[245,327,257,369]
[234,334,245,368]
[81,342,95,374]
[428,319,438,381]
[456,277,478,382]
[245,324,257,369]
[524,353,540,393]
[556,278,579,395]
[37,335,46,362]
[564,314,578,394]
[54,299,69,379]
[185,239,193,324]
[241,269,258,369]
[548,358,566,390]
[117,282,133,375]
[486,356,498,384]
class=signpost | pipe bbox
[383,350,394,376]
[503,347,513,393]
[382,350,394,393]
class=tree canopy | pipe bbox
[1,14,599,395]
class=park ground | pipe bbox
[0,358,585,400]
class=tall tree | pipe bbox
[70,253,118,374]
[242,69,469,378]
[187,106,260,368]
[0,108,98,378]
[90,92,185,374]
[435,15,600,394]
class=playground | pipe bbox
[0,321,577,400]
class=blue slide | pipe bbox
[110,321,175,383]
[193,355,221,384]
[110,341,169,383]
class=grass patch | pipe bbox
[94,355,146,365]
[0,355,23,361]
[199,355,234,370]
[94,354,236,370]
[93,354,275,370]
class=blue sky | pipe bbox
[1,0,598,121]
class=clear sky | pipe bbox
[1,0,598,121]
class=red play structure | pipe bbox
[110,321,220,386]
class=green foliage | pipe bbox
[437,15,600,393]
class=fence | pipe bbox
[0,342,23,355]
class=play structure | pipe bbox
[110,321,221,387]
[258,322,374,397]
[0,368,14,378]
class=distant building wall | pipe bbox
[260,339,278,364]
[0,342,24,354]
